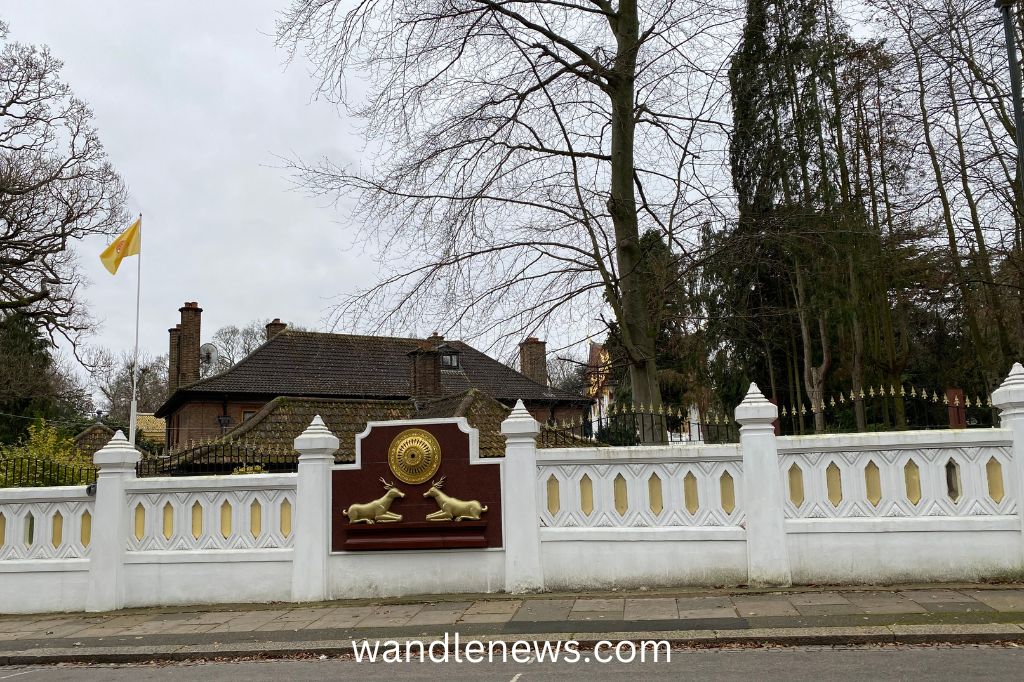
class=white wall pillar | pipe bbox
[735,383,792,587]
[501,400,544,592]
[992,363,1024,561]
[85,431,140,612]
[291,415,338,603]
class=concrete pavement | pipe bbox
[3,584,1024,665]
[3,645,1024,680]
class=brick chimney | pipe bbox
[427,331,444,346]
[266,318,287,340]
[408,343,442,404]
[167,325,181,393]
[177,302,202,387]
[519,337,548,386]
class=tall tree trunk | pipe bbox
[606,0,661,439]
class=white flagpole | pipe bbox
[128,214,142,446]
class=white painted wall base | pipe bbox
[328,548,505,599]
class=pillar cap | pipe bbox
[294,415,339,456]
[93,430,141,469]
[734,383,778,425]
[993,363,1024,411]
[502,400,540,437]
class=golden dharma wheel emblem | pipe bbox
[387,428,442,485]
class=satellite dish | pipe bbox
[199,343,219,371]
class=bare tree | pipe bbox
[90,349,167,423]
[277,0,735,415]
[0,20,127,346]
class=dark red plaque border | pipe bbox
[331,421,502,551]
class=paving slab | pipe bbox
[421,601,473,612]
[793,604,867,617]
[732,600,800,618]
[406,610,464,626]
[571,598,624,613]
[463,600,521,615]
[675,608,740,620]
[918,601,995,614]
[623,598,678,620]
[510,599,575,622]
[457,613,515,624]
[967,589,1024,612]
[675,596,734,611]
[898,589,973,603]
[787,592,852,606]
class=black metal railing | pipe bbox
[136,442,298,477]
[777,389,996,436]
[541,409,739,447]
[0,457,97,488]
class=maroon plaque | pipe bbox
[331,421,502,551]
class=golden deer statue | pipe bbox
[342,478,405,523]
[423,476,488,521]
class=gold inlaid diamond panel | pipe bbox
[945,459,962,503]
[280,499,293,538]
[826,462,843,507]
[788,463,804,507]
[220,501,232,539]
[720,471,736,514]
[987,457,1005,503]
[613,473,628,515]
[580,474,594,516]
[51,512,63,548]
[683,472,699,515]
[904,459,921,505]
[191,501,203,539]
[865,461,882,507]
[162,503,174,540]
[387,428,442,484]
[133,505,145,541]
[80,511,91,547]
[250,500,263,539]
[648,473,664,515]
[546,475,561,515]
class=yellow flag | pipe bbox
[99,217,141,275]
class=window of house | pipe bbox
[242,410,257,421]
[441,352,459,368]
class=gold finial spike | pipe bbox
[900,385,906,397]
[830,396,836,408]
[801,404,808,416]
[820,400,826,412]
[890,384,897,396]
[987,394,993,408]
[859,388,866,399]
[943,393,949,405]
[933,391,940,403]
[921,388,929,401]
[839,393,845,404]
[869,386,875,398]
[911,386,917,398]
[781,406,788,417]
[953,395,960,407]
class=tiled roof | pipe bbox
[153,391,592,473]
[156,331,588,416]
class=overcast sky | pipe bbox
[5,1,368,364]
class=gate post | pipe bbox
[993,363,1024,561]
[501,400,544,592]
[292,416,339,603]
[735,383,792,587]
[86,431,140,612]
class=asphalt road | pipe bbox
[1,645,1022,681]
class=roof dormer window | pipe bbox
[441,351,460,369]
